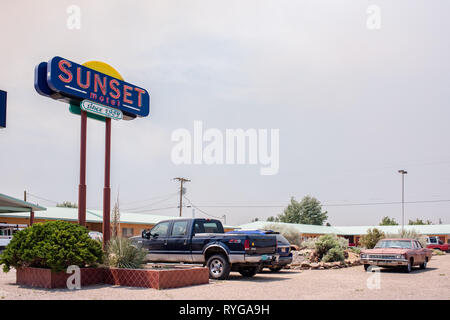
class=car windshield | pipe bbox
[375,240,412,249]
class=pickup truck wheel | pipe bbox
[207,254,231,280]
[364,264,370,271]
[239,266,258,277]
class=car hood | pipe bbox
[361,248,409,254]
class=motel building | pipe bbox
[238,221,450,246]
[1,193,449,244]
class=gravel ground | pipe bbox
[0,255,449,300]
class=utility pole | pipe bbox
[398,170,408,232]
[24,190,34,226]
[173,177,190,217]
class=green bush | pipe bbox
[314,234,345,260]
[349,246,361,255]
[322,247,345,262]
[103,237,146,269]
[360,228,385,249]
[0,221,103,273]
[301,237,318,249]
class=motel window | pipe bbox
[122,228,134,238]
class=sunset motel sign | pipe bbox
[34,56,150,246]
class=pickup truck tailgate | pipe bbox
[246,235,276,254]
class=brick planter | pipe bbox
[104,266,209,289]
[16,267,104,289]
[16,266,209,290]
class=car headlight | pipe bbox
[360,254,367,258]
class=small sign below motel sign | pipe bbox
[0,90,6,129]
[81,100,123,120]
[34,56,150,120]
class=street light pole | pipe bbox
[398,170,408,232]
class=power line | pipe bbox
[120,191,179,206]
[26,192,59,204]
[178,199,450,208]
[183,196,223,220]
[125,205,180,214]
[121,193,179,211]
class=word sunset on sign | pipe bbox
[34,56,150,120]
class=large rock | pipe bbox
[310,262,319,269]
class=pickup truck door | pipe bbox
[146,221,171,262]
[166,220,192,263]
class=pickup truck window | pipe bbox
[172,221,188,236]
[193,220,224,235]
[151,221,170,237]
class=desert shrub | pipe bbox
[301,237,318,249]
[314,234,344,260]
[360,228,385,249]
[386,229,428,248]
[322,247,345,262]
[349,247,361,255]
[0,221,103,273]
[433,249,445,256]
[337,236,349,249]
[264,224,302,247]
[103,237,146,269]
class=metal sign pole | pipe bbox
[103,117,111,248]
[78,110,87,226]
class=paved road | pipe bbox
[1,255,449,300]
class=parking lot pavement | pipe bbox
[0,255,449,300]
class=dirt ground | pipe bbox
[0,255,449,300]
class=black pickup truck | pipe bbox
[130,218,278,279]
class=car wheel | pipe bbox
[207,254,231,280]
[420,258,428,269]
[239,266,258,277]
[404,259,413,273]
[364,264,370,271]
[269,266,283,272]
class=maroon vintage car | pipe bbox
[360,238,432,273]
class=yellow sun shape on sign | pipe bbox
[82,61,124,81]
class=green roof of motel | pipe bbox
[0,193,46,213]
[237,221,450,236]
[0,206,237,229]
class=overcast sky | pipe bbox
[1,0,450,226]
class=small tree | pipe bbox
[379,216,398,226]
[408,218,432,225]
[56,201,78,208]
[276,196,328,225]
[360,228,385,249]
